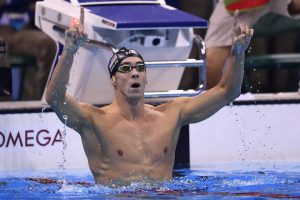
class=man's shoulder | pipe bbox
[79,102,98,110]
[79,102,110,116]
[154,97,191,112]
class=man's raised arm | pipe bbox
[178,10,254,126]
[46,7,89,130]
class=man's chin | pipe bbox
[126,92,144,101]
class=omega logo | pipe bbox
[0,129,64,148]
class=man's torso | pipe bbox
[78,100,183,186]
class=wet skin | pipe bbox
[76,57,183,186]
[46,8,253,187]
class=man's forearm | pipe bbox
[46,6,86,105]
[217,52,245,101]
[46,49,75,104]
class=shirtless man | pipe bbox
[46,8,253,186]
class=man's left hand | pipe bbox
[231,10,254,56]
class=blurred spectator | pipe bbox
[244,13,300,93]
[0,0,56,100]
[205,0,300,89]
[170,0,300,92]
[166,0,214,90]
[0,38,12,99]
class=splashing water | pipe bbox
[60,115,68,168]
[58,114,69,186]
[65,83,71,88]
[3,166,300,199]
[39,104,48,121]
[247,46,252,53]
[62,115,68,121]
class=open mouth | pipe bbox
[131,83,141,88]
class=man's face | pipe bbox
[112,56,147,99]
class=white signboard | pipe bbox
[190,103,300,167]
[0,112,89,171]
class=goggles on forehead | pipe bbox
[117,63,146,73]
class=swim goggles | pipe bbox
[117,63,146,73]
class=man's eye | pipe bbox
[136,64,145,71]
[120,65,131,71]
[136,63,144,67]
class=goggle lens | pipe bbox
[118,63,146,73]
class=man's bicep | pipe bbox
[179,87,227,125]
[52,95,92,131]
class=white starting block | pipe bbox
[35,0,208,104]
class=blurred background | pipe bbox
[1,0,300,101]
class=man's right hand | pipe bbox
[65,7,87,54]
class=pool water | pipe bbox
[1,164,300,199]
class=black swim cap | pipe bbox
[108,47,144,78]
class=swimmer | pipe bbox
[46,8,253,187]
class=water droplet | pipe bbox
[62,115,68,120]
[65,83,71,88]
[39,105,47,120]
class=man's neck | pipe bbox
[113,95,145,121]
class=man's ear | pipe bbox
[111,75,116,86]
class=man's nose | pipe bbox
[131,68,139,79]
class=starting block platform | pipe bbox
[35,0,208,104]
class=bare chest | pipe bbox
[96,117,180,164]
